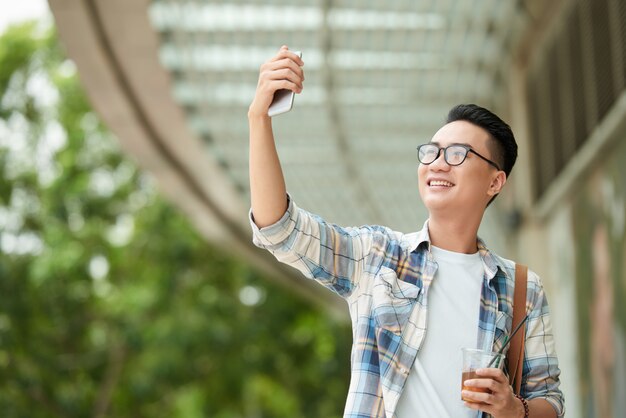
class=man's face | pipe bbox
[417,120,505,215]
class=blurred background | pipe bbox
[0,0,624,417]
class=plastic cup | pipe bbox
[461,348,505,402]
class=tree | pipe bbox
[0,22,351,418]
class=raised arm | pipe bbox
[247,47,385,299]
[248,46,304,227]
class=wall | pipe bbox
[569,136,626,417]
[523,131,626,418]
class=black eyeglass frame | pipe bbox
[416,143,501,171]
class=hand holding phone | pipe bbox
[268,50,302,117]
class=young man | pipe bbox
[248,46,564,418]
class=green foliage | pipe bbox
[0,22,351,418]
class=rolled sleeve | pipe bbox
[249,194,380,298]
[522,270,565,417]
[249,194,299,249]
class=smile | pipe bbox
[428,180,454,187]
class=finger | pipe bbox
[265,58,304,80]
[463,400,495,415]
[261,65,304,89]
[269,49,304,66]
[266,79,301,94]
[264,69,303,90]
[462,390,495,405]
[266,57,305,78]
[463,378,500,392]
[271,45,289,55]
[464,401,481,410]
[463,400,488,409]
[475,367,508,383]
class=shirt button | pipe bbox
[400,368,409,376]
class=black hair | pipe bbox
[446,104,518,178]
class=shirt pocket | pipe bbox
[371,267,421,335]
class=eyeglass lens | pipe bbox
[418,145,467,165]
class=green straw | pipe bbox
[487,314,529,368]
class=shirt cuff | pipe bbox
[544,396,565,417]
[249,193,298,248]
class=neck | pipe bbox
[427,210,484,254]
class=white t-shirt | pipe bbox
[396,245,484,418]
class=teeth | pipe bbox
[430,180,453,187]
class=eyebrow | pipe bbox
[429,141,473,148]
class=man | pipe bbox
[248,46,564,418]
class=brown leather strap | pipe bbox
[508,264,528,394]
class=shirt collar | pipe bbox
[406,219,509,282]
[477,237,507,282]
[405,219,432,254]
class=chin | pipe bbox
[422,196,454,212]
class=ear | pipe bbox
[487,171,507,197]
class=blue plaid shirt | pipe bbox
[250,196,565,418]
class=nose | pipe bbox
[428,150,450,171]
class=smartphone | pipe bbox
[268,50,302,117]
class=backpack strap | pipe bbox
[508,264,528,394]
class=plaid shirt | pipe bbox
[250,196,565,418]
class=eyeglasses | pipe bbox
[416,143,501,171]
